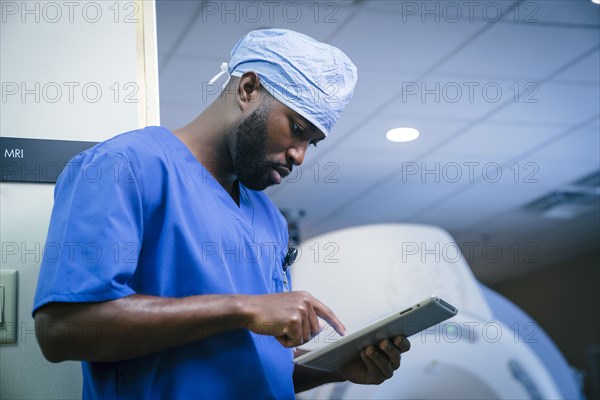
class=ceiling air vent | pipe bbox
[524,170,600,219]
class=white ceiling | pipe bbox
[156,0,600,284]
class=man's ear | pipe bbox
[237,72,263,109]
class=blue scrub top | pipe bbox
[33,126,294,399]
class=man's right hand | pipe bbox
[241,291,346,347]
[34,291,344,363]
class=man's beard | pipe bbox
[232,103,277,191]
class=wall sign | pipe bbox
[0,137,98,183]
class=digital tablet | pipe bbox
[292,296,458,372]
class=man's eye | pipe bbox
[291,120,305,135]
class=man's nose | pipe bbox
[287,143,308,166]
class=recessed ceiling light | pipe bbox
[592,0,600,5]
[386,127,419,142]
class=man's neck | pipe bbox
[172,123,240,205]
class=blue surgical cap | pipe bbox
[213,29,357,136]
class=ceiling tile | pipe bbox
[410,173,591,232]
[330,9,487,72]
[431,121,566,158]
[359,0,597,27]
[340,69,414,120]
[437,23,598,79]
[176,1,357,60]
[488,82,599,124]
[524,0,600,26]
[527,121,600,163]
[297,167,472,235]
[423,154,597,191]
[361,0,514,20]
[270,146,459,232]
[553,48,600,84]
[380,76,535,120]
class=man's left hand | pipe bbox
[338,336,411,384]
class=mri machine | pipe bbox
[291,224,583,400]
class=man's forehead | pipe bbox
[296,114,322,135]
[273,98,325,139]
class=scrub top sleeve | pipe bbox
[33,151,144,314]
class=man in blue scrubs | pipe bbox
[33,29,410,399]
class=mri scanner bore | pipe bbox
[292,224,582,400]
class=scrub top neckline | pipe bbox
[154,126,256,224]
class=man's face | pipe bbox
[232,96,325,191]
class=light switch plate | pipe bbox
[0,269,18,344]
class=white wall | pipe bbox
[0,1,158,398]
